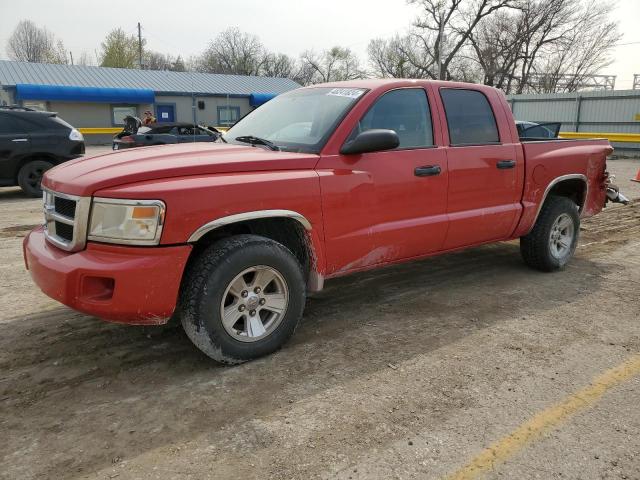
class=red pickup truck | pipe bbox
[24,79,617,364]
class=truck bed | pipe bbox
[513,138,612,238]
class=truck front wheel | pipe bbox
[179,234,306,364]
[520,195,580,272]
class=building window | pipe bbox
[112,106,137,126]
[217,106,241,127]
[22,101,48,111]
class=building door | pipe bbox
[156,104,175,123]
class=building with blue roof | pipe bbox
[0,60,299,143]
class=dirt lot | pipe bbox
[1,155,639,480]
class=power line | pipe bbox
[614,40,640,46]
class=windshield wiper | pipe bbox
[235,135,279,151]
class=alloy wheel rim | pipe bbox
[219,265,289,342]
[549,213,575,259]
[27,167,45,188]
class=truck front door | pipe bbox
[436,87,523,249]
[318,87,449,275]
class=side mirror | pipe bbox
[340,129,400,155]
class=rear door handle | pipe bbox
[496,160,516,169]
[11,138,28,142]
[414,165,441,177]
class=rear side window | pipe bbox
[48,116,73,130]
[440,89,500,145]
[198,127,215,136]
[352,88,433,149]
[0,114,37,134]
[149,125,175,134]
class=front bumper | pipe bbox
[24,227,192,325]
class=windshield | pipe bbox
[223,87,366,153]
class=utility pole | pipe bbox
[437,12,445,80]
[137,22,143,69]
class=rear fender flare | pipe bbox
[530,174,588,227]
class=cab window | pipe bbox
[350,88,433,149]
[440,89,500,146]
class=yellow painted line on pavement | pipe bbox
[444,354,640,480]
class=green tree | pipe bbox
[99,28,141,69]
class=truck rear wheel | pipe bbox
[17,159,54,197]
[179,234,306,364]
[520,195,580,272]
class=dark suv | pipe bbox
[0,106,85,196]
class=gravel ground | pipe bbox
[0,152,638,480]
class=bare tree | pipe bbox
[299,47,365,84]
[144,51,187,71]
[368,35,434,78]
[198,28,264,75]
[524,0,620,92]
[145,51,169,70]
[469,0,620,93]
[409,0,517,79]
[467,10,523,91]
[260,52,297,78]
[366,0,516,81]
[76,51,95,66]
[99,28,140,68]
[6,20,67,64]
[511,0,577,93]
[172,56,187,72]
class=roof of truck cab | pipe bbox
[300,78,499,93]
[147,122,204,128]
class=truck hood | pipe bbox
[43,143,320,196]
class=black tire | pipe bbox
[179,234,306,364]
[17,160,54,197]
[520,195,580,272]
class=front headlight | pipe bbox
[88,198,165,245]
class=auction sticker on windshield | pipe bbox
[327,88,365,99]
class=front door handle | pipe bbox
[11,138,28,142]
[414,165,441,177]
[496,159,516,169]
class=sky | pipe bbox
[0,0,638,89]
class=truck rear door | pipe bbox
[433,86,524,249]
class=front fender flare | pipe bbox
[187,209,312,242]
[186,210,324,292]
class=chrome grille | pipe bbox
[43,189,91,252]
[54,196,76,218]
[54,221,73,241]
